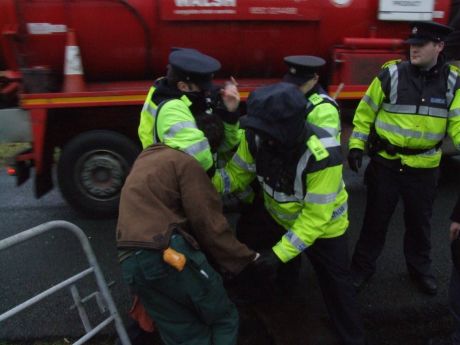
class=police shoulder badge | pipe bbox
[381,59,401,69]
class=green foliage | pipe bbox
[0,143,30,165]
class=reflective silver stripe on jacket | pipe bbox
[266,195,347,223]
[418,148,439,156]
[383,103,447,118]
[294,137,340,199]
[233,154,256,172]
[363,94,379,112]
[257,176,300,202]
[183,139,210,157]
[305,181,343,204]
[294,150,312,200]
[149,105,159,143]
[144,102,157,119]
[447,69,459,107]
[375,119,445,141]
[450,108,460,118]
[382,103,447,118]
[319,93,339,107]
[382,103,417,114]
[418,106,448,118]
[389,64,399,104]
[323,127,340,137]
[164,121,197,138]
[320,137,340,148]
[305,191,337,204]
[284,230,308,252]
[218,169,232,194]
[351,131,369,141]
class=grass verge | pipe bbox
[0,143,30,166]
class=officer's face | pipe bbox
[177,81,201,93]
[410,41,444,69]
[299,74,319,94]
[254,132,284,153]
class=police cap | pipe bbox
[283,55,325,86]
[169,48,221,90]
[406,21,453,45]
[240,82,307,147]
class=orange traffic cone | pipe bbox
[63,29,86,92]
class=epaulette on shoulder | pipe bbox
[381,59,401,69]
[448,63,460,73]
[307,135,329,161]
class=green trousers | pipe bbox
[121,234,239,345]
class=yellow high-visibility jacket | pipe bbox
[213,125,348,263]
[138,80,241,171]
[306,87,341,142]
[349,59,460,168]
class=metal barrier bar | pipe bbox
[73,316,116,345]
[70,285,93,333]
[0,268,93,322]
[0,220,131,345]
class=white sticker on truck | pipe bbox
[27,23,67,35]
[330,0,352,7]
[378,0,435,21]
[174,0,236,6]
[64,46,83,75]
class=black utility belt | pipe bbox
[368,136,442,156]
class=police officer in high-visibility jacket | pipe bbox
[347,21,460,295]
[283,55,341,140]
[234,56,342,290]
[138,48,241,175]
[213,82,366,345]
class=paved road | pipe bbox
[0,169,131,340]
[0,157,460,344]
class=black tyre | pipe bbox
[57,130,140,218]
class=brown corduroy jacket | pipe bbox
[116,144,256,275]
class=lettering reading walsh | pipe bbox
[175,0,236,6]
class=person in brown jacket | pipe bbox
[117,143,260,345]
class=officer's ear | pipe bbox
[177,81,201,92]
[299,74,319,94]
[177,81,190,92]
[438,41,445,52]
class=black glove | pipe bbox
[251,249,281,279]
[347,148,363,173]
[215,107,240,124]
[452,237,460,275]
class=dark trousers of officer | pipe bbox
[237,197,365,345]
[121,234,239,345]
[351,158,438,277]
[450,267,460,344]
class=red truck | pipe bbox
[0,0,458,217]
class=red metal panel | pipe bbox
[0,0,20,70]
[331,48,406,86]
[0,0,453,91]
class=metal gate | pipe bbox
[0,220,131,345]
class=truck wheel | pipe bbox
[57,130,140,218]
